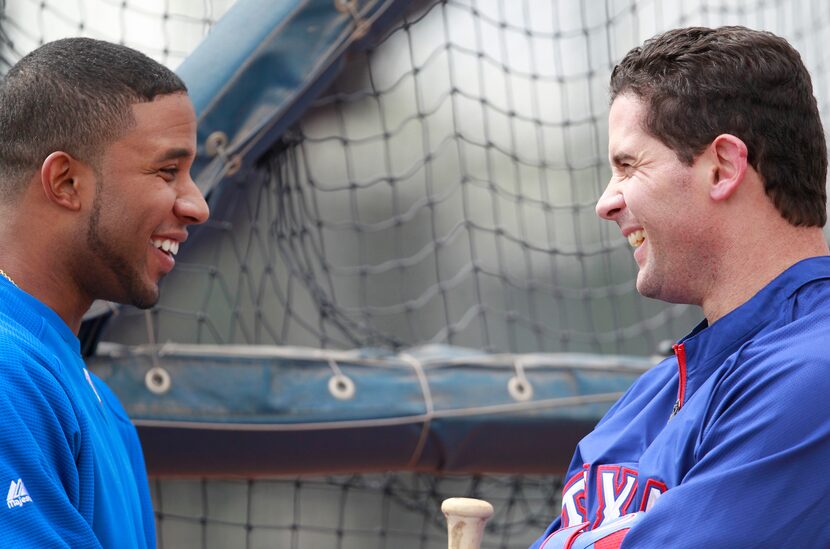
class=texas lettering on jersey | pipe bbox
[560,464,667,528]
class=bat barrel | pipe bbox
[442,497,494,549]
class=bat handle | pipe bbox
[442,497,494,549]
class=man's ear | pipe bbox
[40,151,91,211]
[708,134,748,202]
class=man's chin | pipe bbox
[133,292,160,310]
[636,274,692,305]
[126,280,161,310]
[635,271,659,300]
[132,298,159,310]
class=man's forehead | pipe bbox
[118,93,197,152]
[609,95,646,133]
[130,93,195,128]
[608,95,648,156]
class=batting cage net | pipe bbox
[102,0,705,357]
[0,0,235,70]
[152,474,562,549]
[3,0,830,548]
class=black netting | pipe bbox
[0,0,233,68]
[103,0,830,356]
[152,473,562,549]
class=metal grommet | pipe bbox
[205,131,228,157]
[507,376,533,402]
[334,0,356,13]
[353,20,370,39]
[145,366,171,395]
[328,374,355,400]
[224,154,242,176]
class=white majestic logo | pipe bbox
[6,479,32,509]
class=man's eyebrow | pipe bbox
[153,147,194,163]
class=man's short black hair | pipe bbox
[0,37,187,197]
[611,26,827,227]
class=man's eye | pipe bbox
[160,167,179,179]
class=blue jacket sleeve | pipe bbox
[529,363,672,549]
[0,355,101,548]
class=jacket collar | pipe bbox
[0,274,81,354]
[675,255,830,400]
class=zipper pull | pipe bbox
[669,399,680,420]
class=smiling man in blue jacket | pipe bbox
[533,26,830,548]
[0,38,209,546]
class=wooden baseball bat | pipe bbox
[442,497,494,549]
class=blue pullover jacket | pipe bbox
[0,276,154,548]
[532,256,830,547]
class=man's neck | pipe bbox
[701,226,829,324]
[0,245,91,335]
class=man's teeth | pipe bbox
[627,229,646,248]
[152,239,179,255]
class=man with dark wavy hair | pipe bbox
[533,27,830,548]
[0,38,209,546]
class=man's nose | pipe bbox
[175,175,210,225]
[596,179,625,220]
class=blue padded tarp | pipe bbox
[90,344,651,475]
[177,0,410,198]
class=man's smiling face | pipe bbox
[597,93,716,306]
[79,92,209,309]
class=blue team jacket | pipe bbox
[0,276,154,548]
[532,256,830,548]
